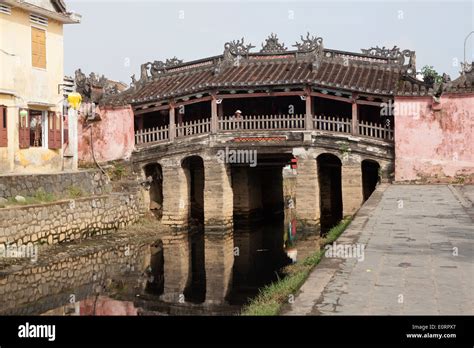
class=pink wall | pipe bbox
[394,94,474,183]
[78,105,135,164]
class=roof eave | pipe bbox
[1,0,82,24]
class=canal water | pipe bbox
[2,213,293,316]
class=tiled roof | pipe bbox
[102,34,419,106]
[396,64,474,97]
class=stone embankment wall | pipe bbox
[0,170,110,199]
[0,192,145,247]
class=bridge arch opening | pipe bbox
[144,163,163,220]
[362,159,380,201]
[317,153,343,235]
[228,153,293,303]
[181,155,205,303]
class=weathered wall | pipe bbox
[0,170,110,199]
[0,7,66,174]
[0,192,144,247]
[395,94,474,183]
[78,106,135,164]
[0,7,64,106]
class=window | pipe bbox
[0,106,7,147]
[0,4,11,15]
[31,27,46,69]
[30,14,48,26]
[29,110,43,147]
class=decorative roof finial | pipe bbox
[260,33,287,53]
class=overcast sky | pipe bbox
[64,0,474,85]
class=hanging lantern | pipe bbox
[290,158,298,169]
[67,92,82,110]
[19,109,28,127]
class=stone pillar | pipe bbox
[160,159,191,302]
[211,96,218,134]
[341,158,363,217]
[305,92,313,130]
[161,160,189,230]
[294,155,320,234]
[203,159,234,305]
[351,99,359,135]
[66,108,78,170]
[169,106,175,142]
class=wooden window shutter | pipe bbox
[31,27,46,69]
[48,112,61,149]
[63,115,68,144]
[55,112,62,148]
[19,110,30,149]
[48,112,54,149]
[0,106,7,147]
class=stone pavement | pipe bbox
[282,184,474,315]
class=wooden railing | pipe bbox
[358,120,394,141]
[176,118,211,138]
[135,125,169,145]
[135,114,394,145]
[313,114,352,134]
[219,114,305,131]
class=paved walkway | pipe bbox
[283,185,474,315]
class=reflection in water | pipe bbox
[229,217,290,305]
[42,296,138,316]
[3,217,291,316]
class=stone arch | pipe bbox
[143,162,163,220]
[361,159,380,201]
[317,153,343,234]
[181,155,206,303]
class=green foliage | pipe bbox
[241,218,352,316]
[111,164,126,181]
[33,188,56,203]
[106,161,130,182]
[3,190,57,207]
[421,65,443,85]
[339,143,350,155]
[67,186,83,198]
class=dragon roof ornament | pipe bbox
[293,32,323,52]
[293,32,324,70]
[223,37,255,58]
[260,33,287,53]
[133,56,184,86]
[214,37,255,75]
[75,69,122,103]
[361,45,416,73]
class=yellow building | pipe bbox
[0,0,80,173]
